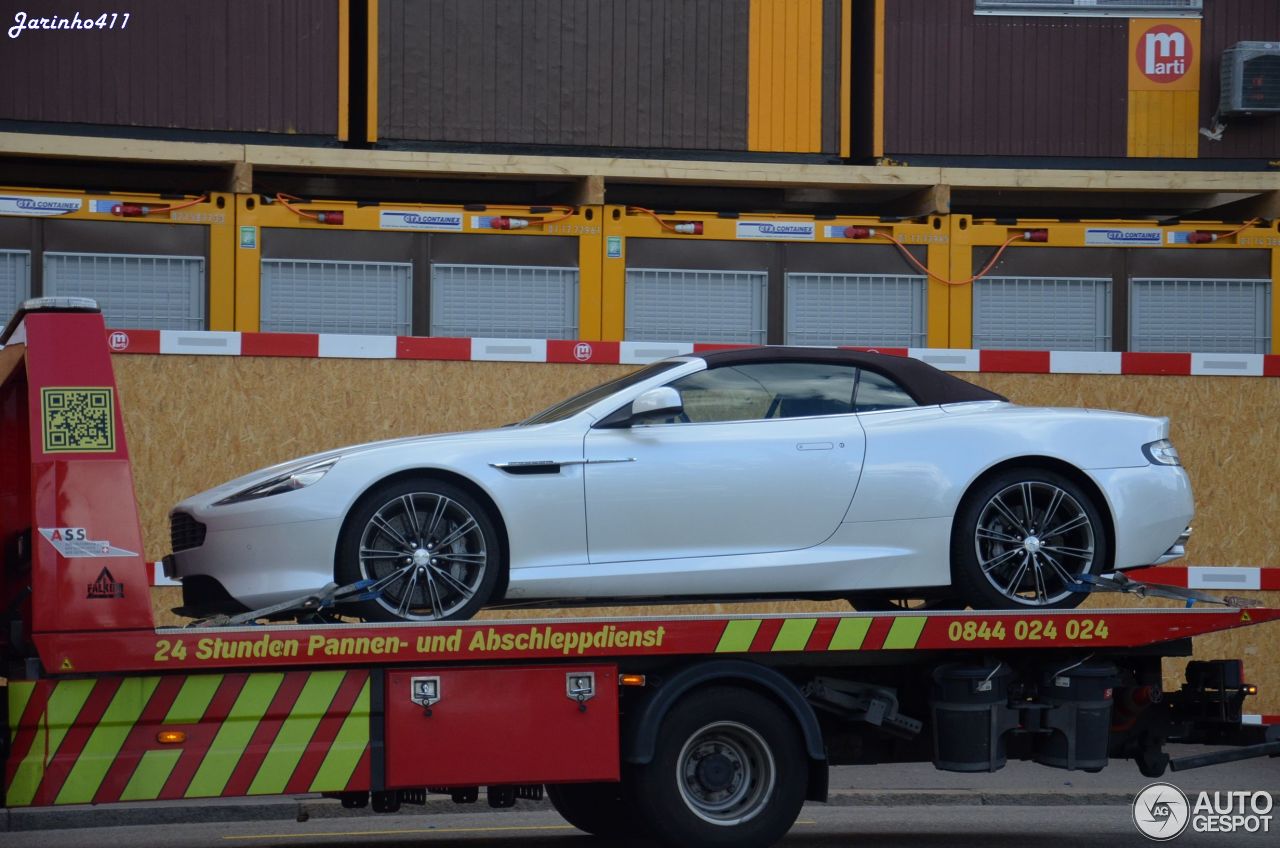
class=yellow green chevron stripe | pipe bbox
[8,681,36,744]
[715,620,762,653]
[883,616,928,649]
[119,675,224,803]
[7,679,97,807]
[828,618,872,650]
[771,618,817,651]
[185,673,283,798]
[308,678,371,792]
[248,671,345,796]
[56,677,160,805]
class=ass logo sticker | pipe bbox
[87,567,125,599]
[39,528,138,559]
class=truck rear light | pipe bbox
[156,730,186,744]
[490,217,530,230]
[111,203,148,217]
[1023,229,1049,242]
[1244,683,1258,696]
[619,673,647,687]
[314,211,344,225]
[671,222,703,235]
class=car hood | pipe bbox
[179,423,556,507]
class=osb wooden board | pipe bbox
[124,359,1278,710]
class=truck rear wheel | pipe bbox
[628,686,807,848]
[544,782,639,838]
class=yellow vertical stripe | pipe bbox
[337,0,350,142]
[366,0,379,143]
[57,677,161,805]
[207,193,235,331]
[600,205,626,340]
[839,0,852,157]
[1127,90,1198,158]
[948,216,974,348]
[578,208,603,339]
[747,0,824,152]
[872,0,885,158]
[234,195,262,331]
[1272,247,1280,355]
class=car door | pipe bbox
[582,361,866,564]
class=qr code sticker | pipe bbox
[42,388,116,453]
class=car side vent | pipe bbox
[1220,42,1280,117]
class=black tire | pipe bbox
[545,782,642,838]
[336,477,502,622]
[628,686,808,848]
[951,467,1108,610]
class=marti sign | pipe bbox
[1130,19,1200,91]
[1138,24,1192,84]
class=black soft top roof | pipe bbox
[694,347,1007,406]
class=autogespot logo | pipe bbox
[1133,783,1190,841]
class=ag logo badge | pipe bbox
[1133,782,1190,841]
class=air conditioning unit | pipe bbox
[1219,41,1280,117]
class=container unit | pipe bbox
[372,0,851,156]
[233,196,605,339]
[872,0,1279,163]
[0,0,346,139]
[0,189,235,332]
[948,216,1280,354]
[598,206,950,348]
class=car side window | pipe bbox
[666,362,856,424]
[855,369,916,412]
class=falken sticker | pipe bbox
[1084,227,1161,246]
[736,221,815,241]
[87,567,125,599]
[0,195,82,217]
[380,210,464,231]
[39,528,138,558]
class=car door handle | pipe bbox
[796,442,834,451]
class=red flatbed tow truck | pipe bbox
[2,301,1277,848]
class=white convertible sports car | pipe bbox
[168,348,1193,620]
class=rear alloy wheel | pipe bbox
[336,478,501,622]
[628,687,807,848]
[952,469,1108,610]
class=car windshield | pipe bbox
[520,361,685,425]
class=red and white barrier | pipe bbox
[103,329,1280,377]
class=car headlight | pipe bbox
[1142,439,1181,467]
[213,459,338,505]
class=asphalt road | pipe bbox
[6,753,1277,845]
[6,803,1278,848]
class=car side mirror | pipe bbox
[630,386,683,421]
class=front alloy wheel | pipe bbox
[337,478,501,621]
